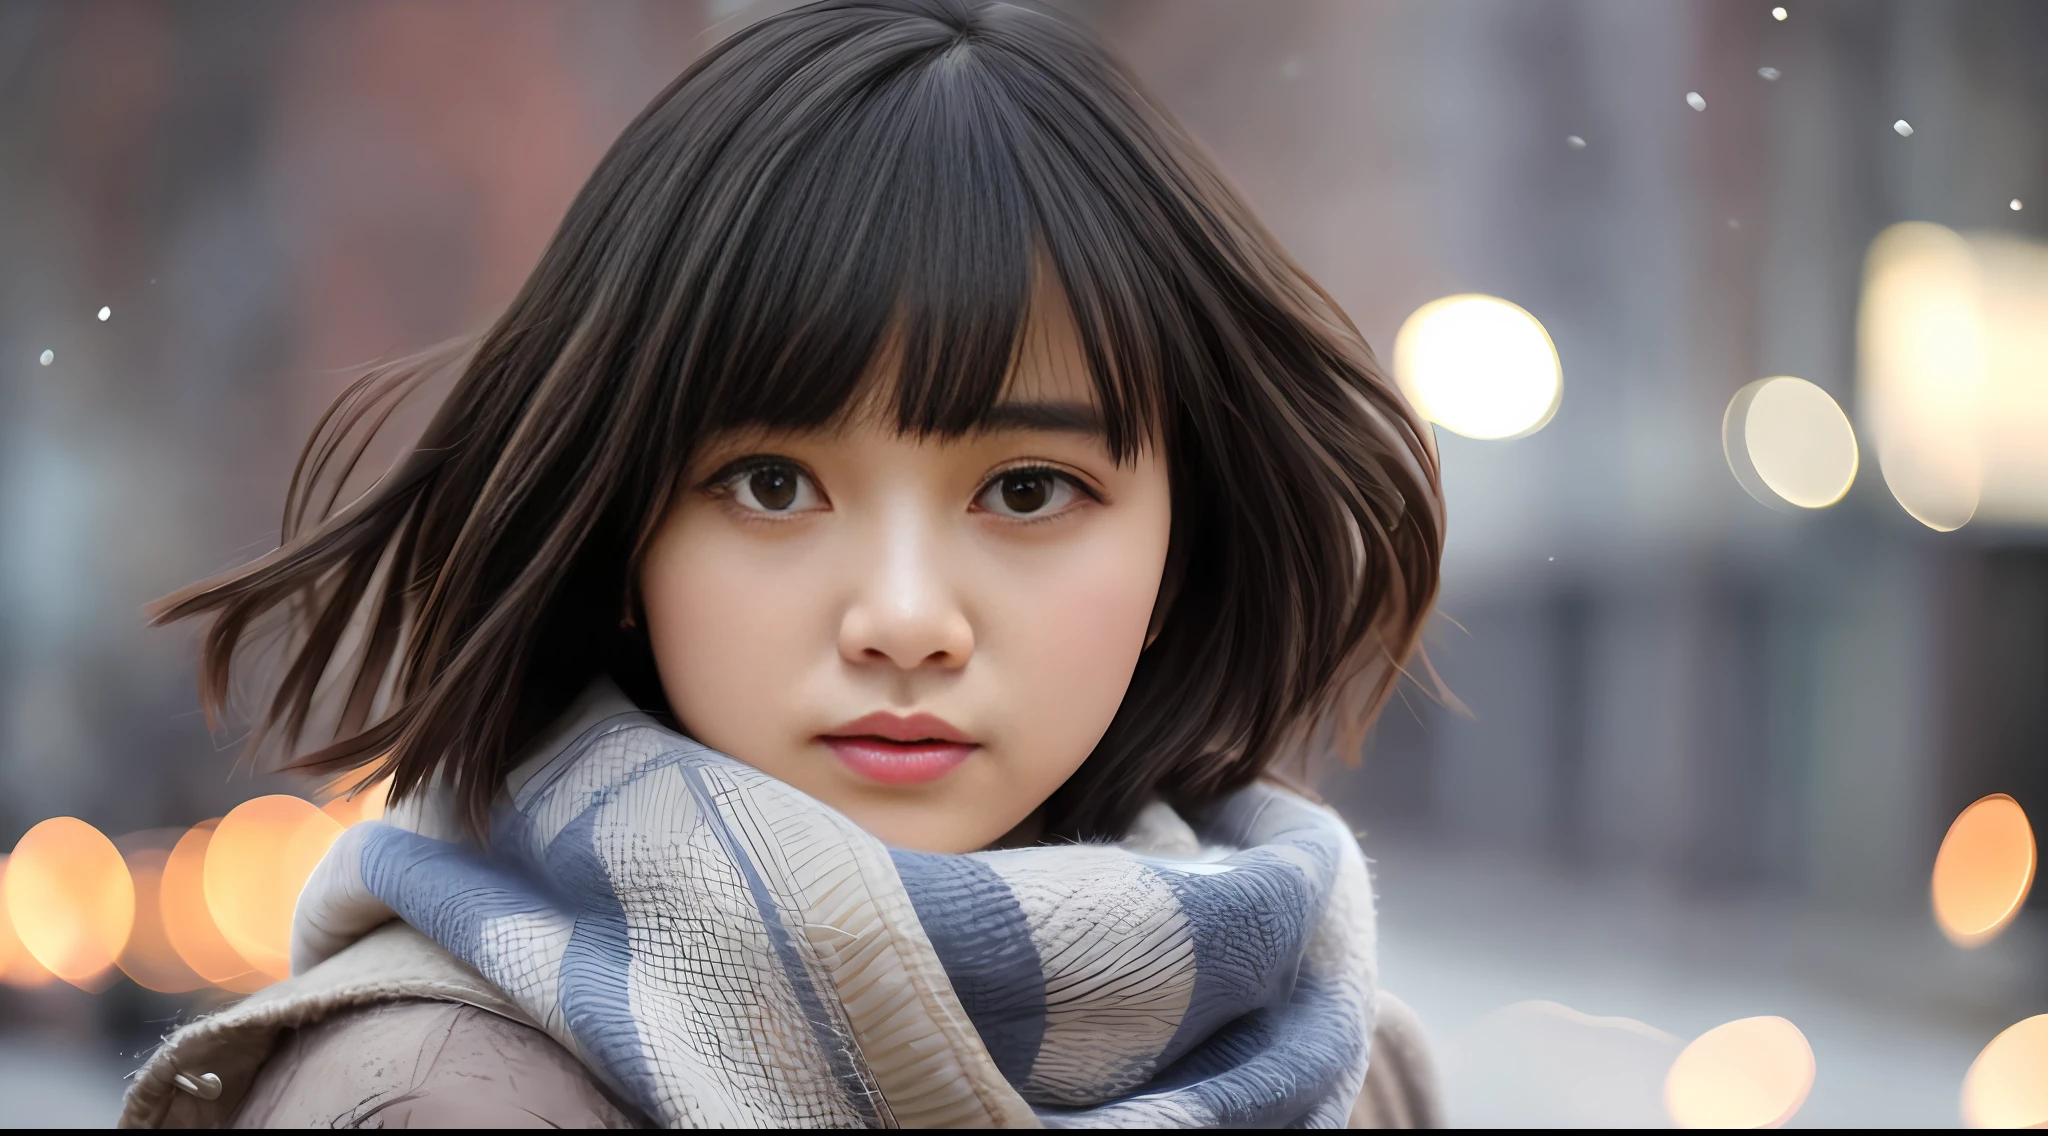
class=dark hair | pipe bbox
[154,0,1443,841]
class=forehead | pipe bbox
[1002,286,1093,406]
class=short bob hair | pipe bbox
[157,0,1443,842]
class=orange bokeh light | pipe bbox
[204,796,343,979]
[115,847,208,994]
[1664,1016,1815,1129]
[1932,794,2036,947]
[4,818,135,988]
[1963,1014,2048,1128]
[0,856,55,989]
[161,821,265,991]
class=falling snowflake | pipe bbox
[1894,119,1914,137]
[1758,67,1782,81]
[1772,6,1788,19]
[1687,91,1707,111]
[1566,135,1587,150]
[97,306,110,321]
[1727,218,1742,230]
[39,349,53,366]
[2014,199,2026,211]
[1280,58,1303,80]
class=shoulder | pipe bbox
[232,998,642,1129]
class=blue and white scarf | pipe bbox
[293,681,1378,1128]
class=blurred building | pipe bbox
[1093,0,2048,915]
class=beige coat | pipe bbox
[120,920,1442,1128]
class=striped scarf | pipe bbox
[292,681,1377,1128]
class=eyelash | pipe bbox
[703,455,798,487]
[974,463,1103,522]
[699,456,1102,521]
[701,456,821,518]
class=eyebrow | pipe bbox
[974,400,1106,437]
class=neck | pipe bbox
[985,809,1044,850]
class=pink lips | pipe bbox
[821,712,977,785]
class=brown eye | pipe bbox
[748,467,798,511]
[999,472,1051,514]
[723,460,819,514]
[976,467,1084,518]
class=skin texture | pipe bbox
[639,302,1171,853]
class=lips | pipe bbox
[820,712,977,785]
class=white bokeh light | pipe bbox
[1393,294,1562,440]
[1722,376,1860,510]
[1858,223,2048,531]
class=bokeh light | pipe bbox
[1963,1015,2048,1128]
[1664,1016,1815,1129]
[3,818,135,989]
[1723,376,1860,510]
[0,789,384,998]
[1858,223,2048,530]
[0,856,55,989]
[114,845,207,994]
[1931,793,2035,948]
[161,821,265,992]
[1860,222,1985,530]
[1393,294,1563,440]
[1972,234,2048,525]
[203,797,343,980]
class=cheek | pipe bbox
[639,520,818,754]
[983,517,1169,777]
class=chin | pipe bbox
[841,800,996,855]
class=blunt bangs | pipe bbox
[633,4,1173,463]
[155,0,1445,842]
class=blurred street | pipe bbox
[0,1039,126,1127]
[1372,840,2041,1127]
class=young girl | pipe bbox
[122,0,1443,1126]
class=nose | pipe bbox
[837,513,974,672]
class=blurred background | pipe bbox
[0,0,2043,1126]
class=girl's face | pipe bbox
[639,307,1172,853]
